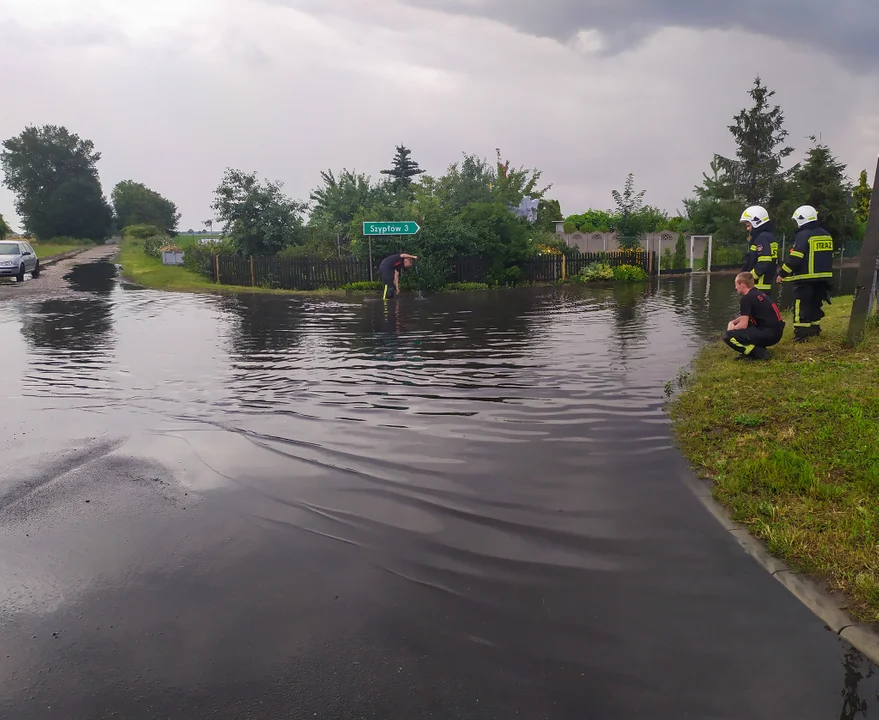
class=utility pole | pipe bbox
[847,154,879,346]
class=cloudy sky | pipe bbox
[1,0,877,231]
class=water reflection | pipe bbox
[841,645,875,719]
[64,261,118,294]
[18,297,116,399]
[2,262,876,718]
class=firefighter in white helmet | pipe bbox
[776,205,834,340]
[739,206,778,292]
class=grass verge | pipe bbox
[34,242,91,259]
[117,239,221,292]
[117,239,349,296]
[670,296,879,621]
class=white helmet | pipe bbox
[740,206,769,228]
[792,205,818,228]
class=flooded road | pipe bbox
[1,259,876,718]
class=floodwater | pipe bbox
[1,260,876,719]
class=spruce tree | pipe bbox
[715,77,795,207]
[853,169,872,225]
[792,138,855,244]
[380,145,425,195]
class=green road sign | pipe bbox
[362,221,420,236]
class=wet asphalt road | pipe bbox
[0,245,119,298]
[1,257,877,719]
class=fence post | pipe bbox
[214,254,220,283]
[561,253,567,281]
[250,256,255,286]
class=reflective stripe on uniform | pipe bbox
[728,337,755,355]
[792,272,833,280]
[789,250,805,258]
[808,235,833,276]
[757,256,774,262]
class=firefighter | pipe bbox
[723,272,785,360]
[739,206,778,291]
[776,205,834,341]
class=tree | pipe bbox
[672,232,688,270]
[380,145,425,195]
[211,169,307,255]
[491,148,550,207]
[791,139,855,245]
[39,177,115,241]
[1,125,113,241]
[714,77,795,207]
[0,213,10,239]
[436,153,494,210]
[112,180,180,234]
[611,173,647,249]
[853,169,872,225]
[683,159,743,245]
[310,170,378,228]
[535,198,563,233]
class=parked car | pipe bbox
[0,240,40,282]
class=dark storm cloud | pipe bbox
[401,0,879,69]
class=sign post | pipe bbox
[363,222,421,282]
[362,221,421,237]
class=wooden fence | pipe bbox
[211,251,656,291]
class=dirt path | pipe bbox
[0,245,119,301]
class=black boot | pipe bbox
[794,327,813,343]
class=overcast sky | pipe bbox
[1,0,877,232]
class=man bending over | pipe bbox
[723,272,785,360]
[379,252,418,299]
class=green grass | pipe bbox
[117,239,346,296]
[33,241,91,259]
[118,238,237,292]
[444,282,490,292]
[670,297,879,620]
[173,234,220,248]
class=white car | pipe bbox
[0,240,40,282]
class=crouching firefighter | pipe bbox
[739,205,778,291]
[776,205,834,341]
[723,272,785,360]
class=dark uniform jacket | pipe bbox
[741,223,779,291]
[777,221,834,283]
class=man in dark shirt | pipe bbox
[378,252,418,299]
[722,272,785,360]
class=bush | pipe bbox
[341,281,382,293]
[612,264,649,282]
[577,262,614,282]
[445,282,490,291]
[710,245,746,266]
[182,240,232,280]
[123,224,164,240]
[140,234,171,259]
[672,232,687,269]
[503,265,524,286]
[277,243,338,260]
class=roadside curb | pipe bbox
[680,472,879,665]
